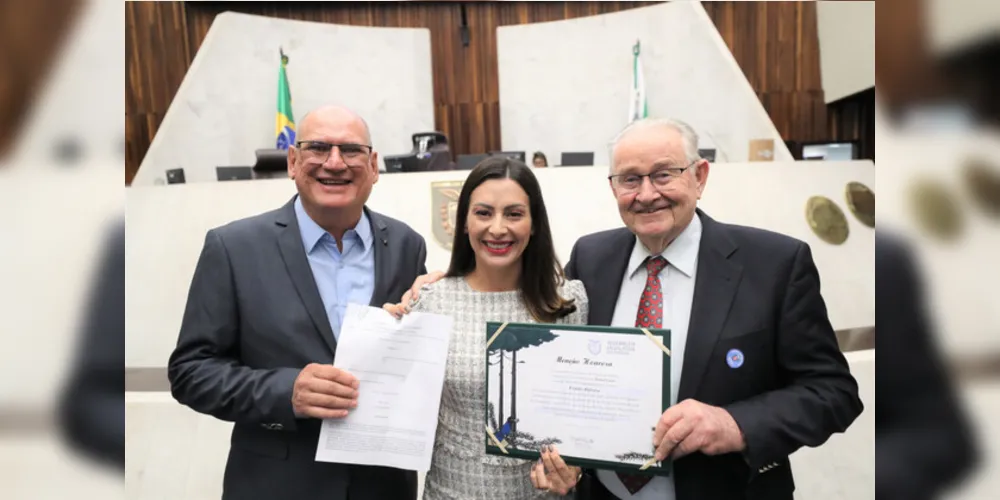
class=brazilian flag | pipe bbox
[275,49,295,150]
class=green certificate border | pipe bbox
[483,321,672,476]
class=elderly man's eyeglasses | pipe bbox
[295,141,372,166]
[608,159,699,192]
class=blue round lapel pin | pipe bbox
[726,349,745,369]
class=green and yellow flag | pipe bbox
[628,40,647,123]
[275,49,296,149]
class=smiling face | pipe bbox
[466,178,533,273]
[287,107,379,216]
[610,125,708,251]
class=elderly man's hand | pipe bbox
[652,399,745,460]
[530,445,581,496]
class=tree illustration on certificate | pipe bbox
[614,451,656,464]
[486,325,562,450]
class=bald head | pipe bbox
[298,105,372,146]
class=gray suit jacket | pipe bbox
[168,197,427,500]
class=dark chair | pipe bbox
[412,132,449,153]
[384,154,419,173]
[411,132,453,171]
[253,149,288,179]
[382,132,455,173]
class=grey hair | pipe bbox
[608,118,701,173]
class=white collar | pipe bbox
[626,212,702,279]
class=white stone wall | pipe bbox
[131,12,435,185]
[496,1,792,167]
[816,1,875,103]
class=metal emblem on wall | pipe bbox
[908,178,963,241]
[431,180,464,250]
[963,157,1000,218]
[844,182,875,228]
[805,195,849,245]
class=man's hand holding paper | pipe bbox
[652,399,745,461]
[292,363,359,419]
[315,303,452,472]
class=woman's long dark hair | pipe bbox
[445,156,576,322]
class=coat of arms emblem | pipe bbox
[588,339,602,356]
[430,180,464,250]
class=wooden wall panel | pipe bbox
[0,0,81,159]
[828,88,875,161]
[704,0,826,143]
[126,1,835,184]
[125,1,192,183]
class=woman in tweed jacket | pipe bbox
[386,157,586,499]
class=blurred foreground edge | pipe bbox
[876,231,980,500]
[57,219,124,469]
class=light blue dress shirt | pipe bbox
[294,197,375,340]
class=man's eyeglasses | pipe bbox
[608,159,699,192]
[295,141,372,166]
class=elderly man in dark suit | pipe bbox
[168,105,427,500]
[560,118,863,500]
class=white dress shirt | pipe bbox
[597,214,702,500]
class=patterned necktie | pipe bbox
[617,255,668,495]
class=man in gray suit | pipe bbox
[168,105,427,500]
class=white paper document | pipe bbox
[315,303,453,471]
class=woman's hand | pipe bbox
[530,445,581,496]
[382,301,409,319]
[400,271,446,305]
[384,271,446,319]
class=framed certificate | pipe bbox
[483,322,671,476]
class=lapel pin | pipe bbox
[726,349,744,369]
